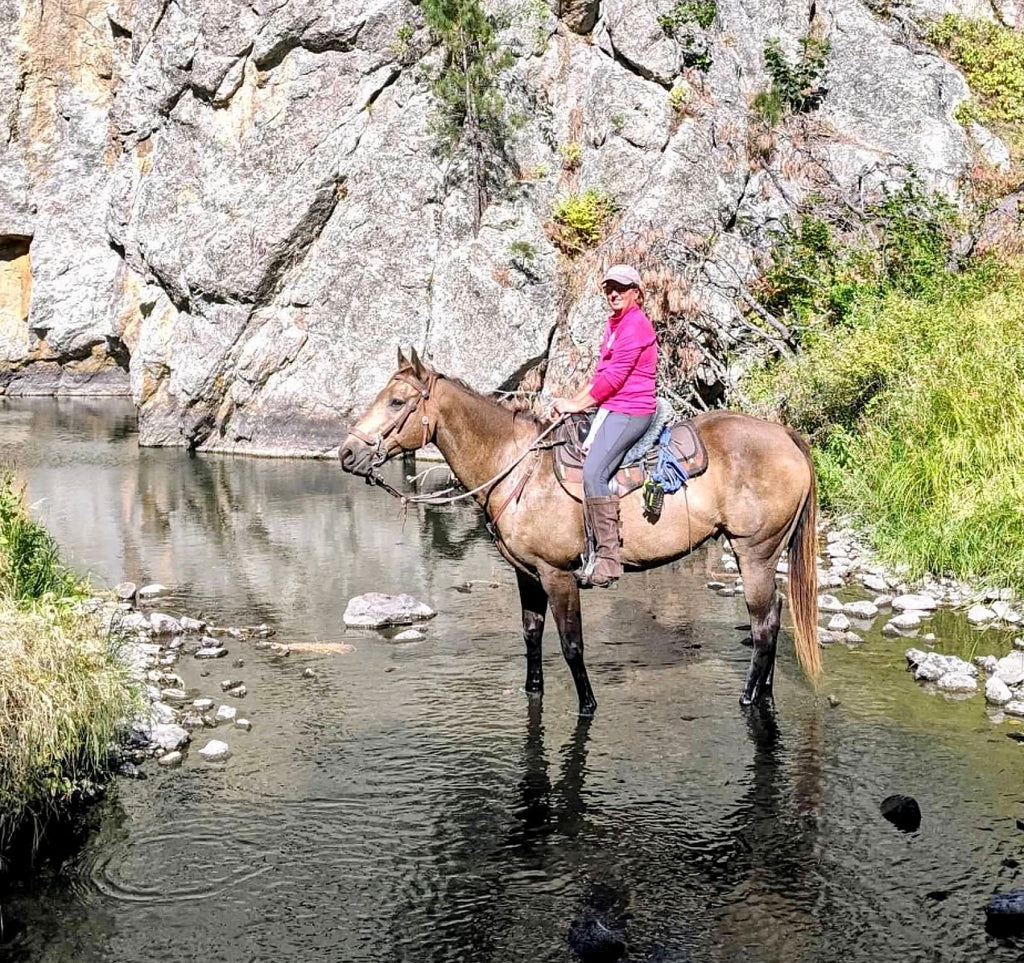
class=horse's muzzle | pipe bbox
[338,437,373,476]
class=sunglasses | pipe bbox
[602,281,637,294]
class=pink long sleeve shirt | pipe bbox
[589,303,658,415]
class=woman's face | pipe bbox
[603,280,639,313]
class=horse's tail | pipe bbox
[785,428,822,685]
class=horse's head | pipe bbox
[338,348,438,477]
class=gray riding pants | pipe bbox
[582,410,655,497]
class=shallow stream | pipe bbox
[1,398,1022,963]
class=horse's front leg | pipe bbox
[517,569,547,697]
[539,566,597,717]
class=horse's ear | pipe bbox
[397,346,409,370]
[409,346,426,377]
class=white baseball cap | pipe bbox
[602,264,642,287]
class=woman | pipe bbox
[552,264,658,587]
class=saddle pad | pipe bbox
[553,417,708,502]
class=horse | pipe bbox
[339,349,821,716]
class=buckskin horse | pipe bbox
[339,349,820,716]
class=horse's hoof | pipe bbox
[578,704,597,718]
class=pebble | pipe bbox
[706,581,726,590]
[235,718,252,731]
[827,613,851,632]
[302,668,317,679]
[220,679,244,691]
[198,740,231,762]
[215,705,237,723]
[157,751,183,768]
[192,698,215,711]
[227,684,247,698]
[393,629,425,641]
[160,688,187,703]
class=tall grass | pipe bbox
[0,603,136,860]
[0,471,83,604]
[0,472,132,867]
[748,258,1024,592]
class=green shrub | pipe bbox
[559,140,583,170]
[658,0,717,34]
[0,473,82,606]
[752,180,958,331]
[0,603,136,858]
[764,35,830,113]
[928,15,1024,126]
[550,188,619,252]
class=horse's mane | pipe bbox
[429,370,545,427]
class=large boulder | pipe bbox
[343,592,436,628]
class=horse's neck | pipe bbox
[433,381,532,498]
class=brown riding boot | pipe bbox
[580,495,623,588]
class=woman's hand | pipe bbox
[551,397,576,416]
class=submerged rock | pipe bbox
[343,593,437,628]
[890,612,924,630]
[157,751,183,768]
[879,794,921,832]
[986,891,1024,935]
[138,584,171,599]
[892,594,938,613]
[844,600,879,620]
[392,629,426,642]
[817,594,844,613]
[195,646,228,660]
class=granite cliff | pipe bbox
[0,0,1011,454]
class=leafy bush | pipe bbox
[658,0,717,34]
[550,189,619,253]
[0,473,82,606]
[928,15,1024,127]
[751,180,959,332]
[761,35,830,116]
[559,141,583,170]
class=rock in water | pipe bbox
[198,740,231,762]
[568,919,627,963]
[986,891,1024,934]
[880,794,921,832]
[343,593,437,628]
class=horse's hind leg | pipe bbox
[517,570,547,696]
[736,558,784,707]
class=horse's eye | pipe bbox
[388,397,405,409]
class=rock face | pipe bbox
[0,0,977,453]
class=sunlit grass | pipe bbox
[0,601,137,860]
[749,258,1024,592]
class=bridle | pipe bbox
[348,369,438,469]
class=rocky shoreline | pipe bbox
[96,516,1023,781]
[710,517,1023,727]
